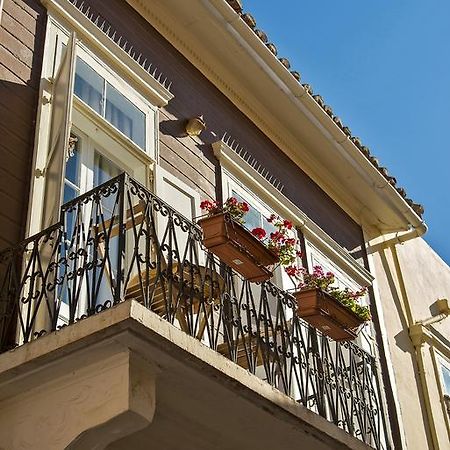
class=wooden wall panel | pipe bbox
[0,0,46,249]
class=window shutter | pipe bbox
[41,32,77,229]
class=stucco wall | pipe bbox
[372,238,450,449]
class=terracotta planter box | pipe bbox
[294,287,365,341]
[197,213,278,282]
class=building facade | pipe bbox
[371,237,450,449]
[0,1,443,449]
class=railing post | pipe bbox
[114,173,127,305]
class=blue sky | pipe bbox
[244,0,450,264]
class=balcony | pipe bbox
[0,174,388,449]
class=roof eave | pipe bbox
[126,0,426,241]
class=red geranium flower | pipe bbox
[200,200,216,211]
[270,231,284,242]
[285,266,300,277]
[251,227,266,240]
[283,219,293,229]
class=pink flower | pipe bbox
[312,265,323,276]
[251,227,266,240]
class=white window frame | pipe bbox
[433,349,450,432]
[59,126,134,324]
[437,353,450,396]
[68,125,140,195]
[52,22,158,161]
[27,10,172,236]
[222,170,299,293]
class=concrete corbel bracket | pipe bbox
[0,318,157,450]
[67,350,157,450]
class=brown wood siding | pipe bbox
[0,0,46,249]
[67,0,363,253]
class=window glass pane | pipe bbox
[262,216,277,235]
[94,151,122,216]
[105,83,145,149]
[63,183,78,238]
[441,362,450,394]
[63,183,78,204]
[94,151,121,187]
[232,191,261,231]
[74,57,104,114]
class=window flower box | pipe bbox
[294,287,365,341]
[198,212,278,282]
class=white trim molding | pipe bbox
[213,139,374,287]
[41,0,174,107]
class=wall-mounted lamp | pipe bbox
[185,115,206,137]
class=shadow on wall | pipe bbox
[159,118,187,139]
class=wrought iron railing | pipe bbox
[0,173,389,448]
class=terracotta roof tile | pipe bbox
[279,57,291,69]
[290,70,301,81]
[266,42,278,55]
